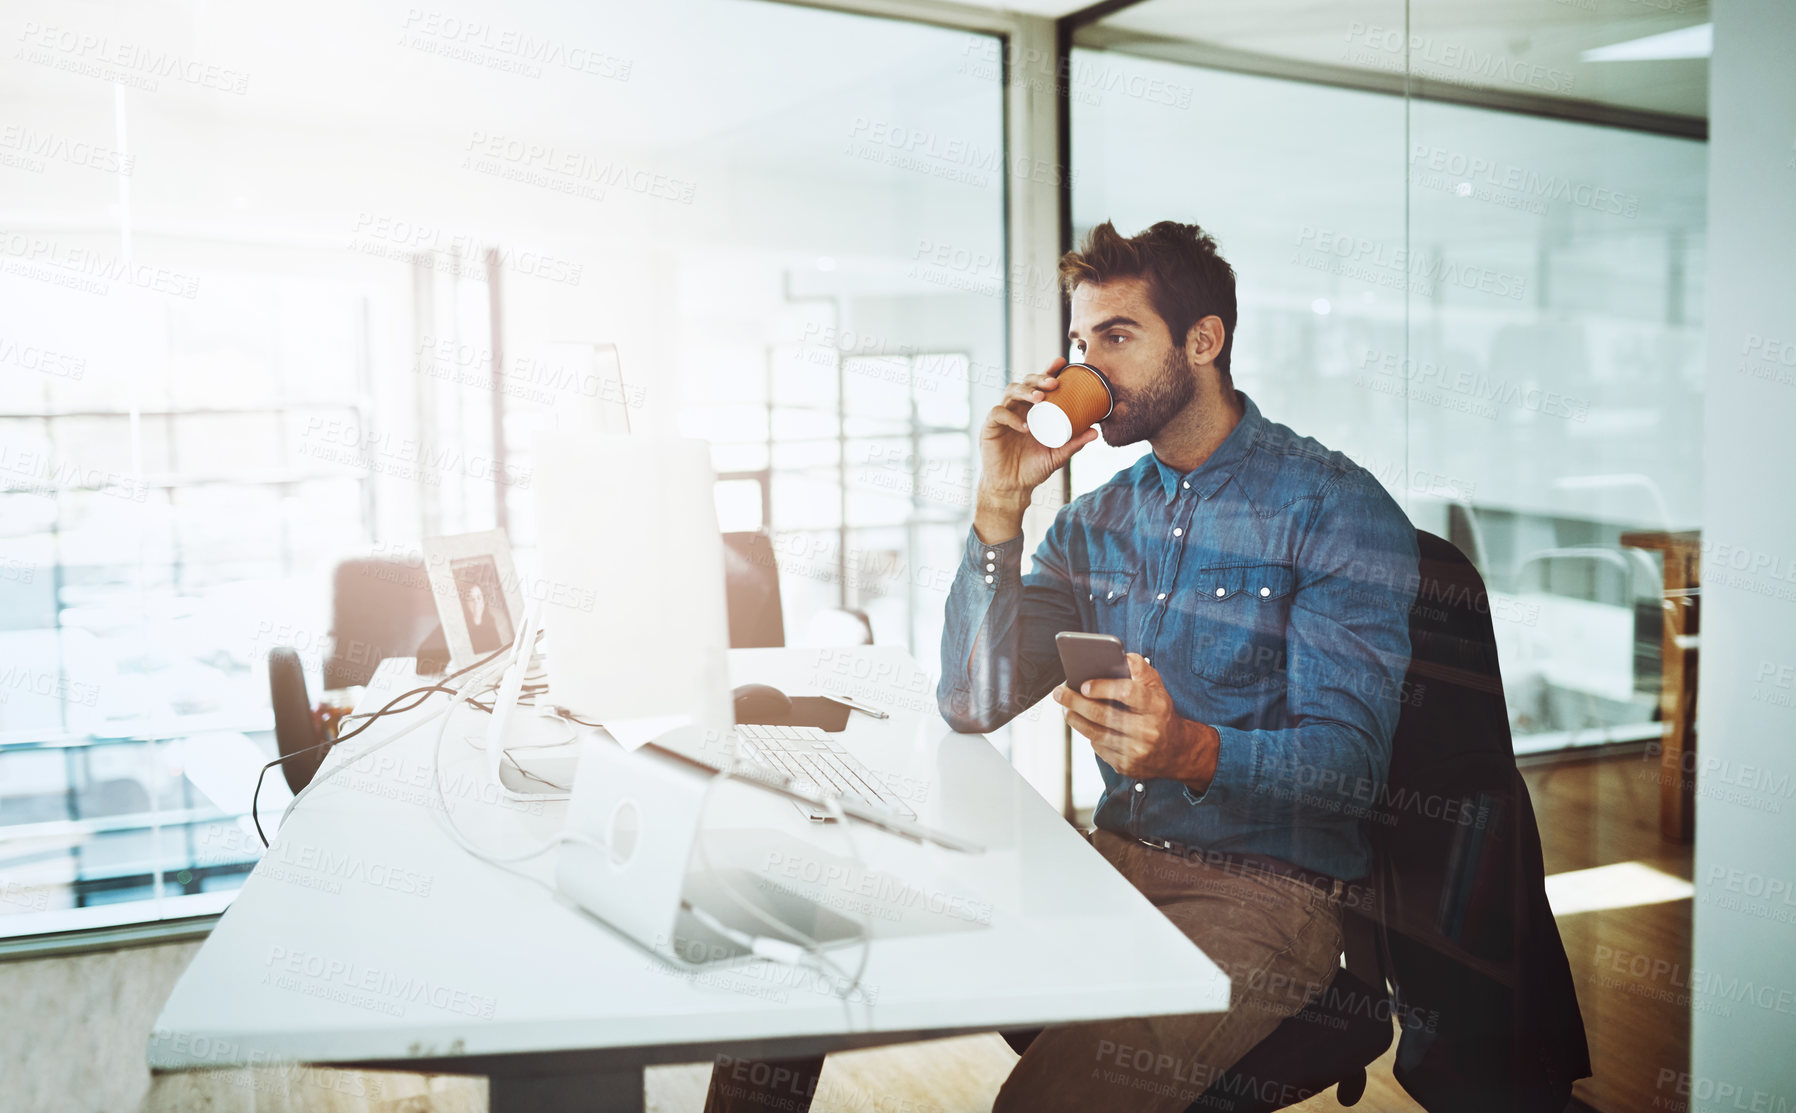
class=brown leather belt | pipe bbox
[1132,834,1350,901]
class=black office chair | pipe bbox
[275,538,862,789]
[268,555,445,793]
[1006,530,1584,1112]
[1181,529,1585,1112]
[269,646,324,794]
[1355,533,1589,1111]
[724,530,880,648]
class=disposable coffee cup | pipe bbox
[1026,362,1114,449]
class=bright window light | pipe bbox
[1545,861,1694,916]
[1581,23,1712,62]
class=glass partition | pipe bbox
[0,0,1007,943]
[1071,2,1707,1108]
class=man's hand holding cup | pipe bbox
[975,358,1110,545]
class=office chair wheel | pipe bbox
[1336,1067,1367,1106]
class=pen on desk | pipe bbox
[826,694,889,719]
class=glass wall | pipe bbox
[1070,2,1707,1110]
[1068,24,1705,770]
[0,0,1007,940]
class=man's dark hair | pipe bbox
[1059,220,1238,377]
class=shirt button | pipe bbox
[985,562,996,572]
[1215,587,1226,597]
[985,550,996,560]
[1156,592,1166,601]
[1260,586,1271,597]
[1133,782,1145,793]
[1143,656,1151,665]
[985,574,994,584]
[1172,527,1183,537]
[1106,590,1115,599]
[1182,481,1191,490]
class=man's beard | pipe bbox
[1099,346,1197,447]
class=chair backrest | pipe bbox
[1377,530,1524,967]
[1189,531,1589,1113]
[722,531,785,649]
[324,557,441,689]
[268,645,322,794]
[1369,529,1591,1109]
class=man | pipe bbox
[705,220,1418,1113]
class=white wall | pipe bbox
[1692,1,1796,1108]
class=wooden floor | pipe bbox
[0,752,1687,1113]
[1521,750,1692,1113]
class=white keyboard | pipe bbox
[735,723,918,822]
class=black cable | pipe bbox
[501,751,572,791]
[332,685,453,743]
[250,640,517,847]
[251,684,450,847]
[465,679,548,714]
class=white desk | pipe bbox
[149,647,1228,1112]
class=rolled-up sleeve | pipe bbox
[937,509,1083,733]
[1195,470,1419,810]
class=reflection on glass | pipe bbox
[0,0,1005,940]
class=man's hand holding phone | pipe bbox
[1054,653,1221,796]
[974,358,1101,545]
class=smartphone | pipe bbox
[1055,631,1131,697]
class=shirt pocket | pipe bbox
[1075,567,1138,642]
[1185,561,1295,687]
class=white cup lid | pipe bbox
[1027,401,1073,449]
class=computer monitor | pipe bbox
[531,431,735,747]
[533,436,980,964]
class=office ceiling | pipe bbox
[1070,0,1711,120]
[0,0,992,164]
[0,0,1711,151]
[0,0,1707,239]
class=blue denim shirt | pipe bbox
[938,391,1419,880]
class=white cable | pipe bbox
[691,766,876,1022]
[477,616,577,803]
[305,658,876,1007]
[682,901,810,966]
[487,705,578,800]
[438,697,869,997]
[472,700,876,997]
[819,789,874,1000]
[453,704,577,801]
[430,691,601,865]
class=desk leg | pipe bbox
[489,1064,643,1113]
